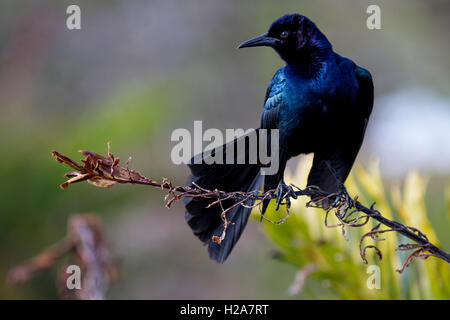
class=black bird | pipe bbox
[184,14,373,262]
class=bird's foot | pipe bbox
[275,180,298,211]
[331,184,354,219]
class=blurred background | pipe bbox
[0,0,449,299]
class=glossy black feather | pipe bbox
[184,14,374,262]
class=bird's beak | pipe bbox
[237,33,280,49]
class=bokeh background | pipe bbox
[0,0,449,299]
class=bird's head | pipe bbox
[238,14,332,65]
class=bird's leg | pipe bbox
[275,180,298,211]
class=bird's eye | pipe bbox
[280,31,289,38]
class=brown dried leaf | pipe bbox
[79,150,155,184]
[87,176,117,188]
[53,145,160,189]
[52,151,85,172]
[61,172,94,190]
[212,236,221,244]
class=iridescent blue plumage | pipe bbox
[185,14,374,262]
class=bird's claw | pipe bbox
[332,184,354,219]
[275,181,298,211]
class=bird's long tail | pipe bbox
[184,130,264,263]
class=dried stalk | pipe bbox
[7,214,116,299]
[50,143,450,272]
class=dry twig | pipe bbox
[7,214,117,299]
[50,144,450,273]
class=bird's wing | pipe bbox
[260,68,286,130]
[307,66,374,195]
[260,68,290,212]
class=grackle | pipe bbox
[184,14,373,262]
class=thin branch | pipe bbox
[7,214,117,299]
[50,144,450,272]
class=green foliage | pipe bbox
[0,84,175,298]
[253,155,450,299]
